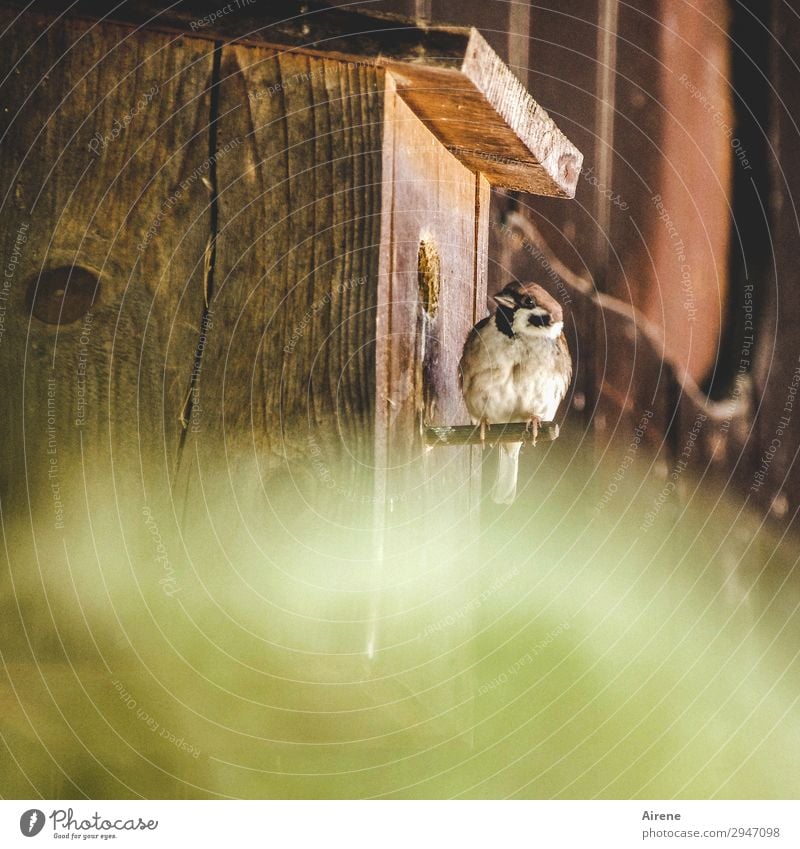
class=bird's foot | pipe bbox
[479,419,487,446]
[525,416,541,446]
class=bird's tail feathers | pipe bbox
[493,441,522,504]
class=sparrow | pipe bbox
[458,281,572,504]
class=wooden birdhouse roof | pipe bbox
[16,0,582,196]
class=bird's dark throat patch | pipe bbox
[495,306,516,338]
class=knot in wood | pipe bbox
[26,266,99,325]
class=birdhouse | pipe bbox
[0,2,582,533]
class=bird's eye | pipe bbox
[522,296,535,308]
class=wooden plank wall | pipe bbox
[173,42,385,526]
[0,12,214,557]
[0,9,216,795]
[0,10,212,512]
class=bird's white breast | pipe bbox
[461,321,568,424]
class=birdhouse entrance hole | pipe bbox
[417,236,440,318]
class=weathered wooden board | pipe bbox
[10,0,473,68]
[375,74,487,496]
[626,0,732,386]
[387,28,581,197]
[0,10,212,517]
[370,74,488,741]
[0,9,216,792]
[173,43,384,509]
[2,1,581,197]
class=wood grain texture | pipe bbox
[174,43,384,513]
[0,10,216,795]
[375,74,485,476]
[371,75,486,738]
[374,71,489,550]
[387,27,582,197]
[1,1,582,197]
[6,0,472,68]
[0,10,212,517]
[520,0,602,282]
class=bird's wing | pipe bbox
[458,316,491,391]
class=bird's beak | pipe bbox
[493,293,516,309]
